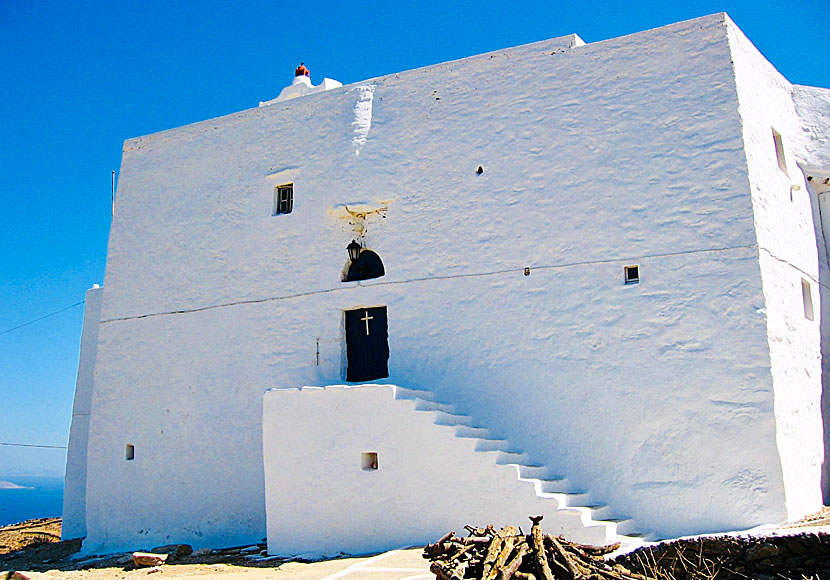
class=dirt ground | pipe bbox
[3,512,830,580]
[0,519,431,580]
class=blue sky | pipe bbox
[1,0,828,478]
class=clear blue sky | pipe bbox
[1,0,827,478]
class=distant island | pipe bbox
[0,480,34,490]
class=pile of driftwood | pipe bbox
[424,516,643,580]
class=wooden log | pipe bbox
[449,560,469,580]
[566,540,621,557]
[431,561,452,580]
[459,536,493,545]
[528,517,556,580]
[496,542,529,580]
[425,531,459,558]
[546,535,586,579]
[465,525,491,537]
[481,536,503,579]
[483,527,519,580]
[450,542,479,563]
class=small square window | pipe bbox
[772,129,788,176]
[126,444,135,461]
[273,183,293,215]
[624,265,639,285]
[802,279,814,321]
[361,451,378,471]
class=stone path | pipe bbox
[275,549,431,580]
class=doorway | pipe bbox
[345,306,389,382]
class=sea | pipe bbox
[0,476,64,527]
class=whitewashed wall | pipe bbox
[791,85,830,500]
[78,13,822,553]
[263,385,623,557]
[727,19,825,520]
[793,86,830,172]
[62,285,103,540]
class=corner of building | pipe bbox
[726,17,826,521]
[62,284,104,540]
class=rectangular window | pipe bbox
[772,129,788,176]
[624,265,639,285]
[273,183,293,215]
[802,279,814,321]
[126,444,135,461]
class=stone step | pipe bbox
[393,388,643,544]
[515,464,551,480]
[474,438,511,452]
[413,399,456,413]
[431,410,476,427]
[455,424,492,438]
[495,450,533,465]
[587,505,617,522]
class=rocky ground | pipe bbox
[0,519,291,576]
[2,512,830,580]
[616,530,830,579]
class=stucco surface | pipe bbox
[75,13,829,554]
[62,286,103,541]
[793,86,830,172]
[263,385,630,557]
[727,19,825,519]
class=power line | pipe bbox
[0,442,67,449]
[101,243,758,324]
[0,300,84,337]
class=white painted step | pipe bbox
[398,390,644,545]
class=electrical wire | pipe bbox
[0,442,67,449]
[101,243,759,324]
[0,301,84,337]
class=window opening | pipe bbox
[343,249,385,282]
[624,265,639,285]
[273,183,293,215]
[361,452,378,471]
[772,129,788,176]
[802,278,814,320]
[126,444,135,461]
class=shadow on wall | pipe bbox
[804,171,830,502]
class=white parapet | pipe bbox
[260,75,343,106]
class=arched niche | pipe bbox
[343,249,385,282]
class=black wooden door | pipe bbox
[345,306,389,382]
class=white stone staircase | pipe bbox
[393,385,646,548]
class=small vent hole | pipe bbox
[361,451,378,471]
[476,166,484,175]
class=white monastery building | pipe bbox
[63,13,830,556]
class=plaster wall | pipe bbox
[792,86,830,172]
[792,85,830,500]
[83,14,793,552]
[62,285,103,540]
[263,385,615,557]
[727,20,825,519]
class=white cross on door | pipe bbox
[361,310,373,335]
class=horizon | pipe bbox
[2,0,828,481]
